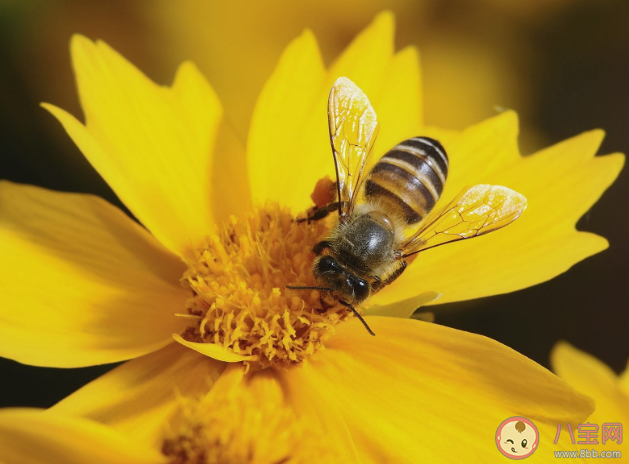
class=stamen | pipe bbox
[179,202,360,368]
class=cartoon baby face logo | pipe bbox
[496,416,539,459]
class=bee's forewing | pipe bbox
[328,77,379,218]
[401,184,527,257]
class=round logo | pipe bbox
[495,416,539,459]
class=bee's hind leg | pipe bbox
[297,202,340,224]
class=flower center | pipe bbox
[179,203,351,368]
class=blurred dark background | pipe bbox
[1,0,627,408]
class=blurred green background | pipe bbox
[0,0,627,407]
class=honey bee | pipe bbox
[289,77,527,335]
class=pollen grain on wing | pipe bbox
[179,202,349,368]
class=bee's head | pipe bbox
[313,255,370,304]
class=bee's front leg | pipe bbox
[369,275,383,292]
[371,261,408,293]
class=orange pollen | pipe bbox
[179,203,350,368]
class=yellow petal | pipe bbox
[278,370,362,463]
[171,62,249,225]
[172,334,258,362]
[491,132,624,228]
[440,111,521,201]
[210,119,250,223]
[0,408,164,464]
[0,182,187,367]
[372,121,624,306]
[44,36,239,260]
[247,29,328,211]
[50,343,224,448]
[551,342,629,424]
[328,11,394,100]
[371,46,423,161]
[284,317,593,462]
[364,291,440,318]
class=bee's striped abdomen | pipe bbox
[365,137,449,224]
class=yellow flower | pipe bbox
[0,12,621,461]
[551,342,629,458]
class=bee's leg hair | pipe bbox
[372,260,408,293]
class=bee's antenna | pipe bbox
[338,300,376,336]
[286,286,375,336]
[286,285,334,291]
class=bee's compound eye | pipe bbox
[318,256,341,272]
[314,256,343,281]
[349,276,370,303]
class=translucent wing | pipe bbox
[328,77,379,219]
[401,184,527,257]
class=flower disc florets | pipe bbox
[180,203,349,368]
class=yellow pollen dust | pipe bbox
[180,203,349,368]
